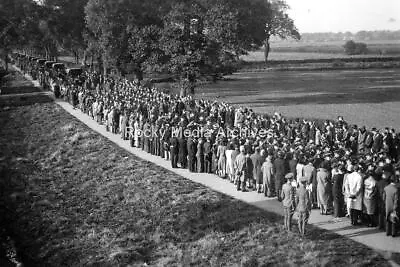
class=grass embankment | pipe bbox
[0,70,42,95]
[0,103,391,266]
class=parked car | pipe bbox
[45,61,56,69]
[66,68,83,77]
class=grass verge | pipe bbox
[0,102,392,266]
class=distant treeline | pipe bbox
[239,56,400,72]
[272,30,400,43]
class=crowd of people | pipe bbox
[16,55,400,237]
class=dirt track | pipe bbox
[198,68,400,129]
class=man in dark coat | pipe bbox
[187,136,197,172]
[273,151,288,201]
[372,128,384,153]
[358,126,367,155]
[304,159,318,208]
[113,108,120,134]
[197,138,205,173]
[162,125,171,160]
[332,164,345,217]
[178,136,188,169]
[377,167,391,230]
[365,130,374,151]
[170,136,179,168]
[203,138,213,173]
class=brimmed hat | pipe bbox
[285,173,294,180]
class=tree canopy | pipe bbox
[2,0,300,94]
[263,0,301,62]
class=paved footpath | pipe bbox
[10,66,400,264]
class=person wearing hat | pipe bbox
[332,163,345,218]
[303,158,317,209]
[296,176,312,236]
[281,173,295,231]
[234,145,247,191]
[273,150,288,201]
[377,166,391,230]
[356,126,366,154]
[372,128,384,154]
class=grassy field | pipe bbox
[196,68,400,130]
[0,100,392,265]
[242,40,400,62]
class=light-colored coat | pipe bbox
[383,183,399,219]
[296,163,305,184]
[317,168,331,206]
[262,159,274,194]
[234,153,247,182]
[363,176,377,215]
[345,171,363,211]
[225,149,234,176]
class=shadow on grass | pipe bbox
[0,110,43,267]
[0,94,53,108]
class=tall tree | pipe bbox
[0,0,43,69]
[159,1,210,96]
[40,0,89,62]
[159,0,256,96]
[85,0,164,75]
[127,25,164,82]
[263,0,300,62]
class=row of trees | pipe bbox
[1,0,300,95]
[300,30,400,43]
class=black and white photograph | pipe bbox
[1,0,400,266]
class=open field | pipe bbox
[196,68,400,130]
[242,51,400,62]
[0,94,392,265]
[242,40,400,62]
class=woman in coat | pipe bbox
[363,170,377,227]
[225,144,235,183]
[217,140,227,178]
[262,155,274,197]
[332,164,345,218]
[317,163,331,215]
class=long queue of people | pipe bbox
[14,53,400,237]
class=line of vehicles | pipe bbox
[12,52,85,97]
[12,52,83,78]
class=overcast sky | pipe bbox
[285,0,400,33]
